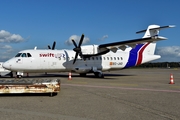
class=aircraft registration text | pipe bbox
[109,62,123,66]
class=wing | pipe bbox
[98,24,174,53]
[98,36,166,52]
[75,25,174,61]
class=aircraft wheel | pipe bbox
[17,75,22,78]
[94,72,104,78]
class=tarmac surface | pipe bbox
[0,68,180,120]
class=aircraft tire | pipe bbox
[17,75,22,78]
[94,72,104,78]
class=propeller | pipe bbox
[72,34,84,64]
[48,41,56,50]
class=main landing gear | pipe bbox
[94,72,104,78]
[79,72,104,78]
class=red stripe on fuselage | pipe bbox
[136,43,150,65]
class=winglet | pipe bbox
[136,25,175,38]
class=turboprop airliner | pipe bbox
[2,24,174,78]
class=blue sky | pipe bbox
[0,0,179,62]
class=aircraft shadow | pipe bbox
[20,73,136,79]
[0,73,136,80]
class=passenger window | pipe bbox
[117,57,119,60]
[111,57,113,60]
[92,57,94,60]
[104,57,106,60]
[114,57,116,60]
[100,57,102,60]
[121,57,123,60]
[96,57,98,60]
[27,53,32,57]
[107,57,109,60]
[88,57,90,60]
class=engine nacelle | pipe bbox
[81,45,98,55]
[81,45,110,56]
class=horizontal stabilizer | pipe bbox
[136,25,175,34]
[136,25,175,38]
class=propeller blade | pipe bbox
[73,52,79,64]
[52,41,56,50]
[72,34,85,64]
[78,34,84,47]
[48,45,51,49]
[72,39,78,48]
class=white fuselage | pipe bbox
[2,48,160,74]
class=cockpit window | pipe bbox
[15,53,22,57]
[27,53,32,57]
[15,53,32,57]
[21,53,27,57]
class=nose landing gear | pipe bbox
[16,72,24,78]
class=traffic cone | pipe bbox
[169,73,175,84]
[68,72,72,80]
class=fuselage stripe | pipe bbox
[124,43,150,68]
[136,43,150,65]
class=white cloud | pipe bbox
[156,46,180,57]
[156,46,180,62]
[65,35,90,46]
[0,30,24,43]
[0,45,12,49]
[0,44,14,61]
[99,35,108,40]
[0,55,11,60]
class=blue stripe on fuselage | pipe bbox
[124,44,144,68]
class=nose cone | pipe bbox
[2,61,11,70]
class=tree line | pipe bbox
[135,62,180,68]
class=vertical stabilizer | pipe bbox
[142,25,160,38]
